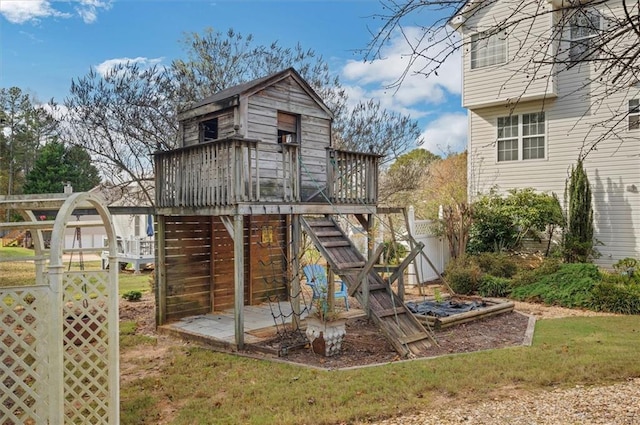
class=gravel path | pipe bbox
[368,378,640,425]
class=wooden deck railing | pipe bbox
[327,148,379,204]
[155,138,261,208]
[155,138,379,208]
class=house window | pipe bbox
[629,99,640,130]
[277,112,298,144]
[199,118,218,142]
[568,9,601,61]
[497,116,519,161]
[497,112,546,162]
[470,31,507,69]
[522,113,546,159]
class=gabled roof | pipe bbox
[178,67,334,121]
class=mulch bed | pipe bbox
[260,310,532,369]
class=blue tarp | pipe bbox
[406,299,487,318]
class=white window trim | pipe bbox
[470,30,507,70]
[629,99,640,131]
[567,8,602,62]
[496,112,547,163]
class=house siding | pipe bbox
[467,0,640,266]
[461,0,556,108]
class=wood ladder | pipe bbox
[301,215,436,357]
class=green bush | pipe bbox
[510,263,599,308]
[444,255,482,295]
[122,290,143,302]
[381,241,407,265]
[474,252,519,278]
[590,281,640,314]
[478,275,512,298]
[511,258,562,287]
[612,257,640,283]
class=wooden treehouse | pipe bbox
[154,68,433,357]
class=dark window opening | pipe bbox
[277,112,298,144]
[200,118,218,142]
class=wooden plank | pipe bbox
[377,306,407,318]
[398,332,430,345]
[321,240,351,248]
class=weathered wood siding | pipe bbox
[163,216,212,322]
[209,215,288,311]
[248,215,288,304]
[210,217,248,311]
[246,75,331,200]
[181,109,236,147]
[467,0,640,266]
[461,0,556,108]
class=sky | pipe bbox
[0,0,467,156]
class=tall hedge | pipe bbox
[563,159,596,263]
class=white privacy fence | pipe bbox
[0,192,119,424]
[406,206,450,285]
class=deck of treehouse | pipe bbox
[155,136,378,215]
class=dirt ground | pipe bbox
[119,291,538,370]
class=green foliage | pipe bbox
[381,241,407,265]
[381,148,440,207]
[511,258,562,288]
[444,255,482,295]
[563,160,597,263]
[122,290,143,302]
[0,87,59,203]
[469,188,563,254]
[510,263,600,308]
[590,280,640,314]
[474,252,519,278]
[478,275,512,298]
[612,257,639,283]
[23,141,100,194]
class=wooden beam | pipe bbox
[233,213,244,349]
[348,244,384,297]
[156,215,167,326]
[290,215,301,330]
[387,242,424,288]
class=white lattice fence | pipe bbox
[62,270,114,424]
[1,191,119,424]
[0,285,51,424]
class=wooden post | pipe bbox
[48,263,64,424]
[326,148,335,201]
[290,215,301,329]
[155,215,166,326]
[233,214,245,349]
[327,266,335,311]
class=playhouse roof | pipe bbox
[177,67,334,121]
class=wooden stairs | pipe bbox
[301,216,435,357]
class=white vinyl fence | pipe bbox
[407,206,450,285]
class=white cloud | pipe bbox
[0,0,110,24]
[0,0,67,23]
[420,113,468,155]
[341,26,461,113]
[95,57,164,77]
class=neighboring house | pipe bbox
[451,0,640,266]
[55,183,154,270]
[91,182,155,271]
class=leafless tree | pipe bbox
[64,28,425,203]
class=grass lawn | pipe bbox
[120,315,640,424]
